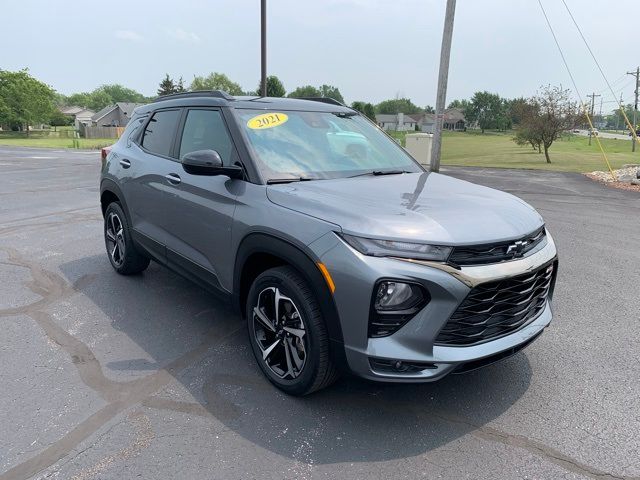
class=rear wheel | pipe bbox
[246,266,338,395]
[104,202,150,275]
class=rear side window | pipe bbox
[178,109,233,164]
[141,109,181,157]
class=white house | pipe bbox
[375,112,417,131]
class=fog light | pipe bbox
[369,280,429,338]
[374,281,422,311]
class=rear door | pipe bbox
[123,108,182,262]
[161,107,241,292]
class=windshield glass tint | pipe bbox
[236,109,421,180]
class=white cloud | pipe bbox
[166,28,201,44]
[114,30,144,42]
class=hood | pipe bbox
[266,172,544,245]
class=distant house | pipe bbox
[375,113,417,131]
[59,106,96,130]
[412,108,466,133]
[91,102,144,127]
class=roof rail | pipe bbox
[153,90,235,103]
[298,97,344,106]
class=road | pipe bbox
[0,146,639,480]
[574,128,636,141]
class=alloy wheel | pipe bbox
[105,212,125,267]
[252,287,307,379]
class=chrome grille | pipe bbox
[435,262,555,346]
[448,227,546,266]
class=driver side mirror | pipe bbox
[181,149,243,179]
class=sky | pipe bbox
[3,0,638,111]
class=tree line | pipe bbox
[1,68,580,161]
[158,72,378,121]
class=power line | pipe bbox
[560,0,638,148]
[537,0,584,105]
[536,0,616,178]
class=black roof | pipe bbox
[140,90,352,115]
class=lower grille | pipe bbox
[435,262,555,346]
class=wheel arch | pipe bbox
[100,179,131,221]
[234,233,345,349]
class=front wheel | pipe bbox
[246,266,338,395]
[104,202,150,275]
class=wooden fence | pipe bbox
[80,125,125,139]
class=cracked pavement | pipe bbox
[0,145,638,479]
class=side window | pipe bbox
[125,115,147,147]
[141,109,181,157]
[179,109,233,164]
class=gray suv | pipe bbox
[100,91,558,395]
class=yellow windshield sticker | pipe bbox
[247,112,288,130]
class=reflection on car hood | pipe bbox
[266,172,544,245]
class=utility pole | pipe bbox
[260,0,267,97]
[627,67,639,152]
[616,92,623,132]
[586,92,600,146]
[598,96,602,116]
[430,0,457,173]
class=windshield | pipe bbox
[236,109,422,181]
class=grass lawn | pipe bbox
[440,131,639,172]
[0,132,114,150]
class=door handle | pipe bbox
[119,159,131,169]
[165,173,181,185]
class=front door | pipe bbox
[161,108,241,293]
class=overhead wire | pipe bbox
[536,0,617,179]
[560,0,639,146]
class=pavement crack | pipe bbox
[425,411,636,480]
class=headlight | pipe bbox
[341,233,452,262]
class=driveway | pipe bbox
[0,146,639,480]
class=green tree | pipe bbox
[287,85,322,98]
[0,69,55,135]
[86,90,113,111]
[66,92,92,109]
[351,101,366,113]
[319,84,344,104]
[363,103,376,121]
[512,85,577,163]
[65,84,147,111]
[175,77,186,93]
[97,84,146,103]
[351,101,376,121]
[257,75,286,97]
[464,91,504,133]
[424,105,435,113]
[190,72,244,95]
[507,97,529,126]
[447,99,469,110]
[375,98,421,114]
[49,109,72,131]
[158,74,177,96]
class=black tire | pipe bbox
[104,202,150,275]
[246,266,339,395]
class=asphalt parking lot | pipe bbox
[1,145,639,480]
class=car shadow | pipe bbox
[60,255,533,465]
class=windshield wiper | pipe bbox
[266,176,318,185]
[347,169,411,178]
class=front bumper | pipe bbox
[312,230,558,382]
